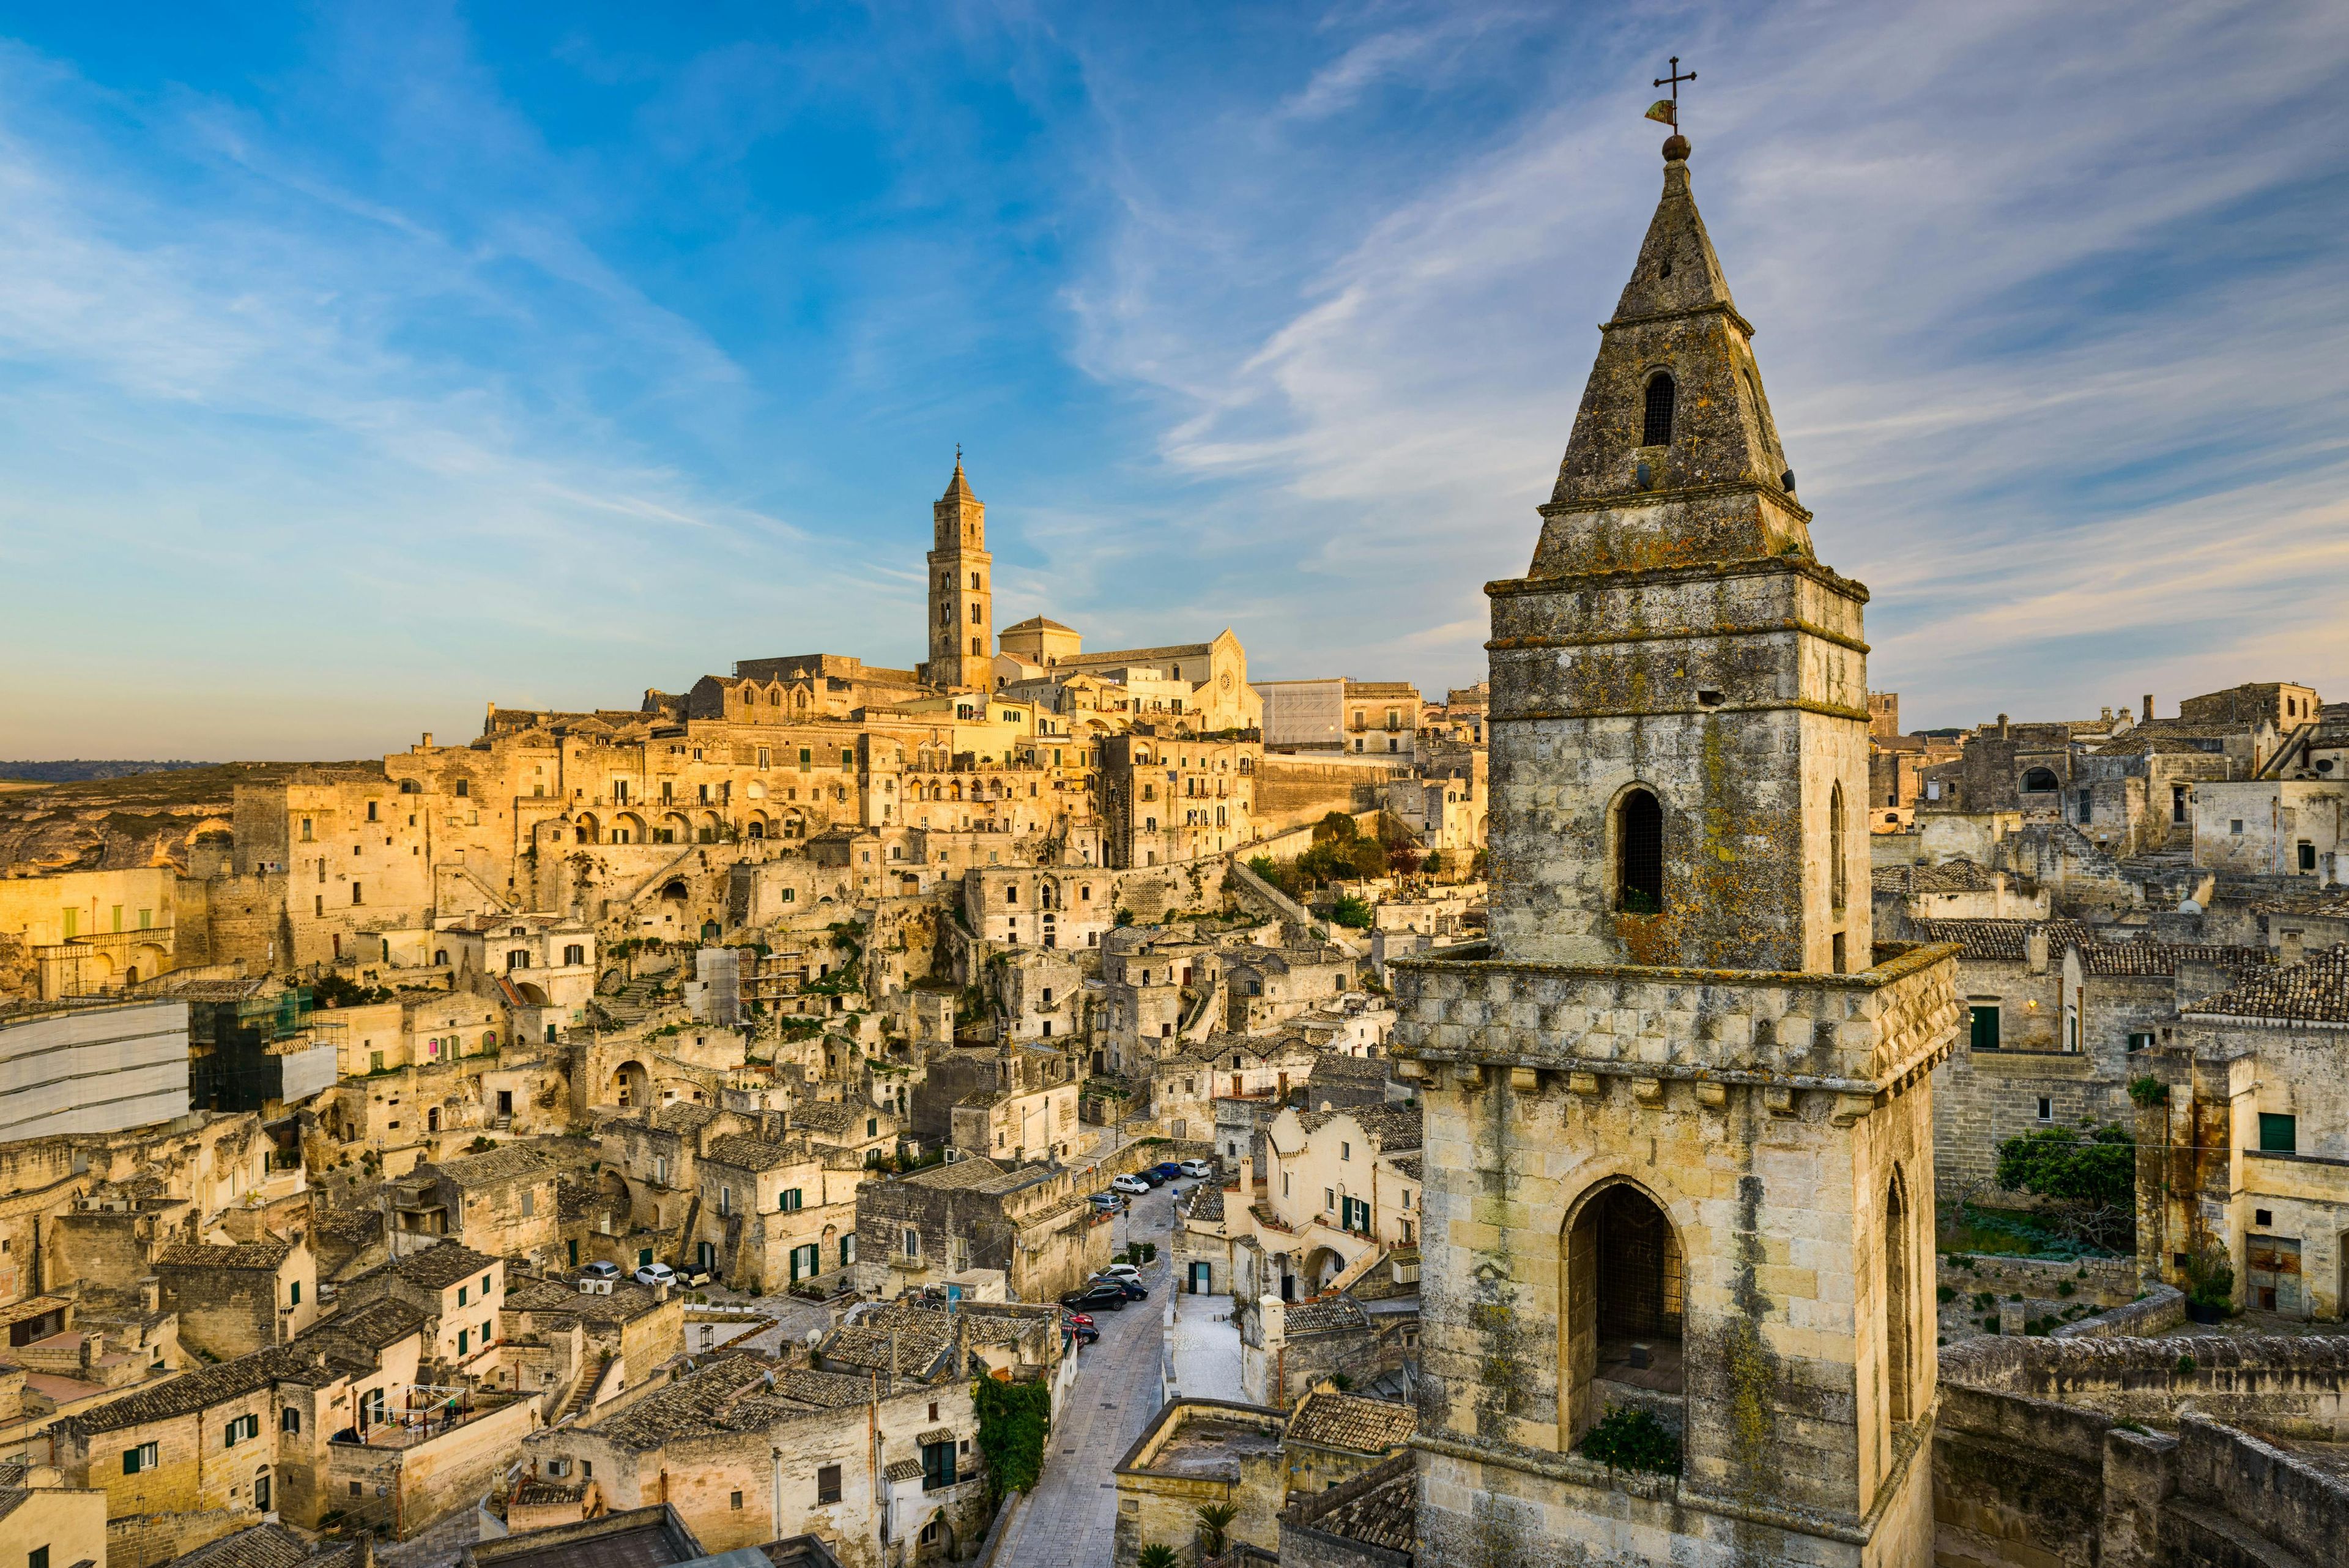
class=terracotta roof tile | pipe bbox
[2183,945,2349,1025]
[1284,1390,1415,1454]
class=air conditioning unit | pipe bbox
[578,1277,614,1296]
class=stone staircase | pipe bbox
[594,978,668,1028]
[554,1353,612,1424]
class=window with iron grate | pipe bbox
[1642,372,1675,447]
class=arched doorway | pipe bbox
[610,1060,649,1109]
[574,813,600,844]
[1562,1181,1684,1444]
[1301,1245,1349,1295]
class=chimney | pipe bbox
[2143,693,2156,721]
[421,732,434,749]
[1997,714,2010,739]
[2025,926,2049,976]
[2280,929,2306,965]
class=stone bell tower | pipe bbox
[1390,133,1959,1568]
[922,455,993,692]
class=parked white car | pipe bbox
[1110,1173,1151,1195]
[1098,1262,1142,1282]
[1178,1159,1214,1178]
[634,1263,676,1287]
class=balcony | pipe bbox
[332,1393,520,1450]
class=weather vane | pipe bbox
[1647,55,1694,132]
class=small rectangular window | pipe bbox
[1969,1005,2001,1052]
[289,1280,300,1306]
[2260,1113,2298,1154]
[2036,1097,2052,1122]
[817,1464,843,1504]
[458,1286,468,1307]
[731,1491,744,1510]
[31,1547,47,1568]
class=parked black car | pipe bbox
[1063,1317,1100,1345]
[1091,1276,1149,1301]
[1060,1281,1130,1312]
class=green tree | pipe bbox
[1137,1547,1179,1568]
[1331,894,1373,929]
[1995,1124,2134,1208]
[1312,811,1359,844]
[973,1377,1052,1502]
[1994,1123,2137,1251]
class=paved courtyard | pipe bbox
[1167,1290,1241,1403]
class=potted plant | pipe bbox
[2184,1244,2234,1325]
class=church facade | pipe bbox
[1389,133,1961,1568]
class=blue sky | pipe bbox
[2,1,2347,759]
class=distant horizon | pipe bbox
[5,3,2347,757]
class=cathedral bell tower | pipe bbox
[1389,131,1960,1568]
[922,455,993,693]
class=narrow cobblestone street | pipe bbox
[992,1184,1179,1568]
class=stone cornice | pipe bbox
[1387,940,1962,994]
[1490,616,1871,658]
[1536,476,1813,526]
[1490,697,1874,725]
[1487,551,1863,604]
[1598,299,1759,340]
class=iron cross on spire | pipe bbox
[1648,56,1695,131]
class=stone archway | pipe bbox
[609,1060,649,1109]
[1301,1245,1349,1295]
[1561,1178,1685,1445]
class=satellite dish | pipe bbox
[2178,897,2203,915]
[804,1328,823,1346]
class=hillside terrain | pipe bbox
[0,760,214,782]
[0,761,374,874]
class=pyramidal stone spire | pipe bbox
[941,455,975,503]
[1535,137,1807,576]
[1483,133,1873,975]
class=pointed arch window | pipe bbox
[1830,782,1847,912]
[1642,372,1676,447]
[1884,1178,1914,1423]
[1616,789,1663,914]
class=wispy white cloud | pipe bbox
[1055,0,2349,715]
[5,1,2348,757]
